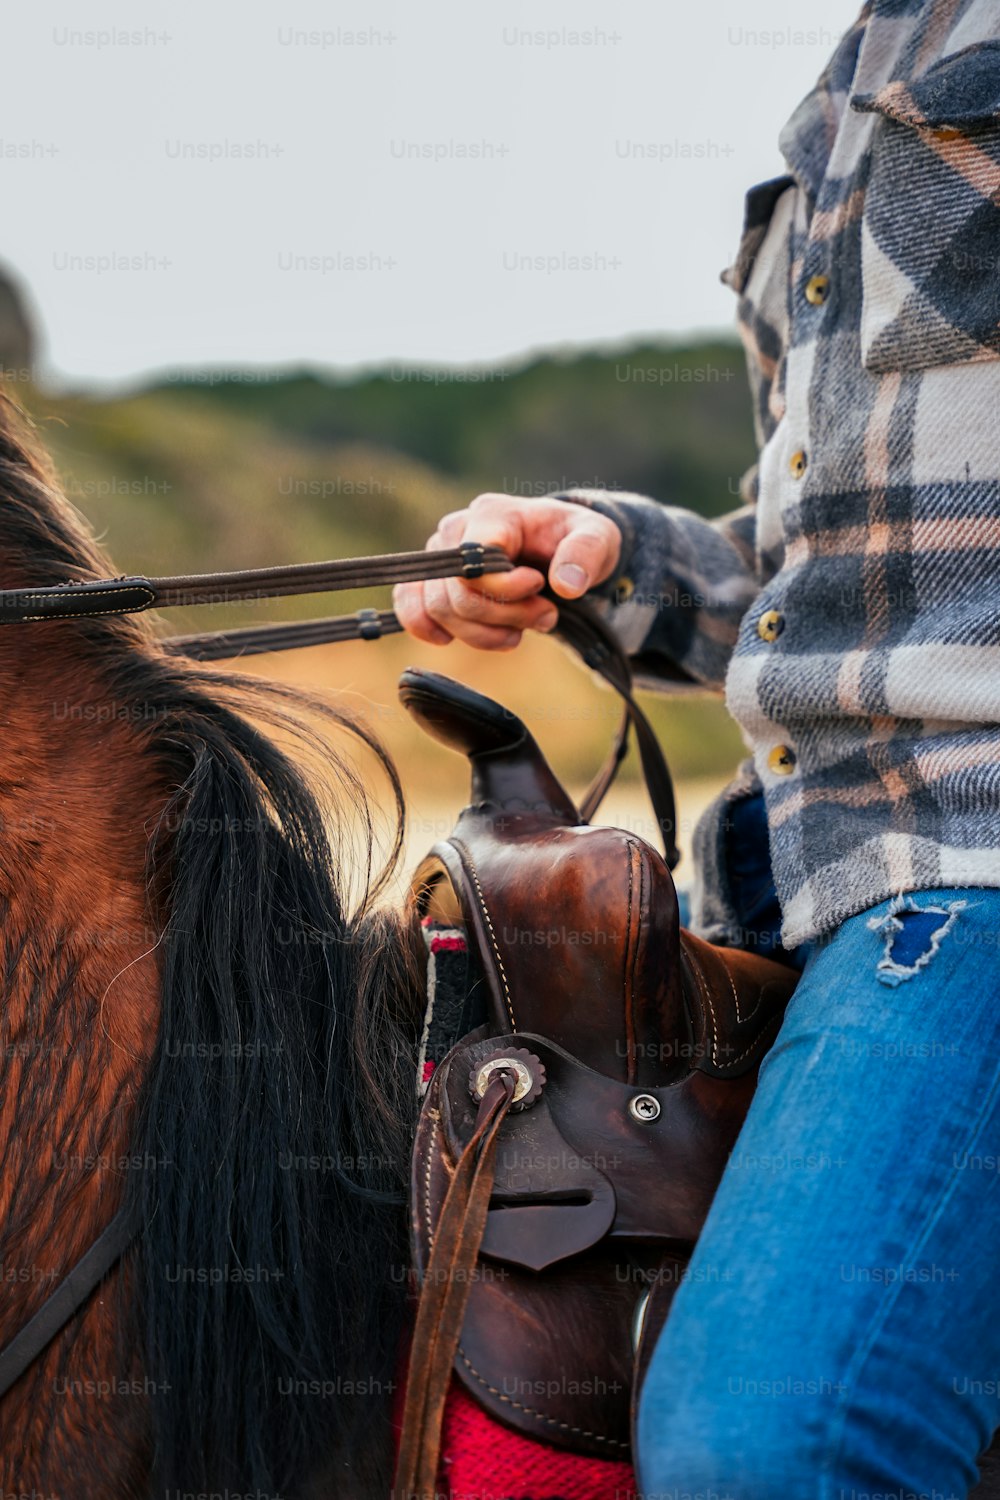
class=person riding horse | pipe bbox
[395,1,1000,1493]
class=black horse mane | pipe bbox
[0,395,424,1493]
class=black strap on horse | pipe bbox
[0,1205,137,1400]
[0,537,684,1402]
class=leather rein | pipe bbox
[0,539,683,1403]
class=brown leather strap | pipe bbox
[0,543,512,626]
[393,1072,516,1500]
[164,608,403,661]
[0,1204,137,1400]
[145,543,509,606]
[552,593,685,868]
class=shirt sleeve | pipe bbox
[553,485,764,692]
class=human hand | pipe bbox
[393,493,622,650]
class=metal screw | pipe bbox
[628,1093,661,1123]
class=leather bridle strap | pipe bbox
[0,1204,137,1400]
[164,608,404,661]
[0,542,512,625]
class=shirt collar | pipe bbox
[777,2,872,198]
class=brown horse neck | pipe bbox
[0,625,165,1338]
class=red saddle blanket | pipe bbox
[438,1380,635,1500]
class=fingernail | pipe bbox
[537,609,559,633]
[554,563,587,595]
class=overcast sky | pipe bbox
[6,0,862,389]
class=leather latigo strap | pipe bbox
[548,588,694,868]
[397,669,798,1471]
[393,1071,516,1500]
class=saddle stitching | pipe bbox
[451,838,516,1029]
[724,960,770,1036]
[15,585,157,621]
[422,1108,441,1249]
[725,960,747,1026]
[686,942,783,1069]
[455,1349,630,1450]
[723,1008,782,1068]
[622,839,638,1082]
[684,943,720,1065]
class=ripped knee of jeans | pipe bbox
[867,895,969,987]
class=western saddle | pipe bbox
[392,666,798,1497]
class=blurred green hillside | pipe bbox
[27,339,754,814]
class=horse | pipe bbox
[0,391,424,1497]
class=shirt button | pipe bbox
[767,744,797,776]
[789,448,808,480]
[613,575,635,602]
[757,609,785,642]
[804,274,830,306]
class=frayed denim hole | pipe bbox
[889,909,951,968]
[867,896,968,988]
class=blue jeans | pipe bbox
[642,800,1000,1498]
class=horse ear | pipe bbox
[398,668,579,824]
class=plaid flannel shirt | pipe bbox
[561,0,1000,948]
